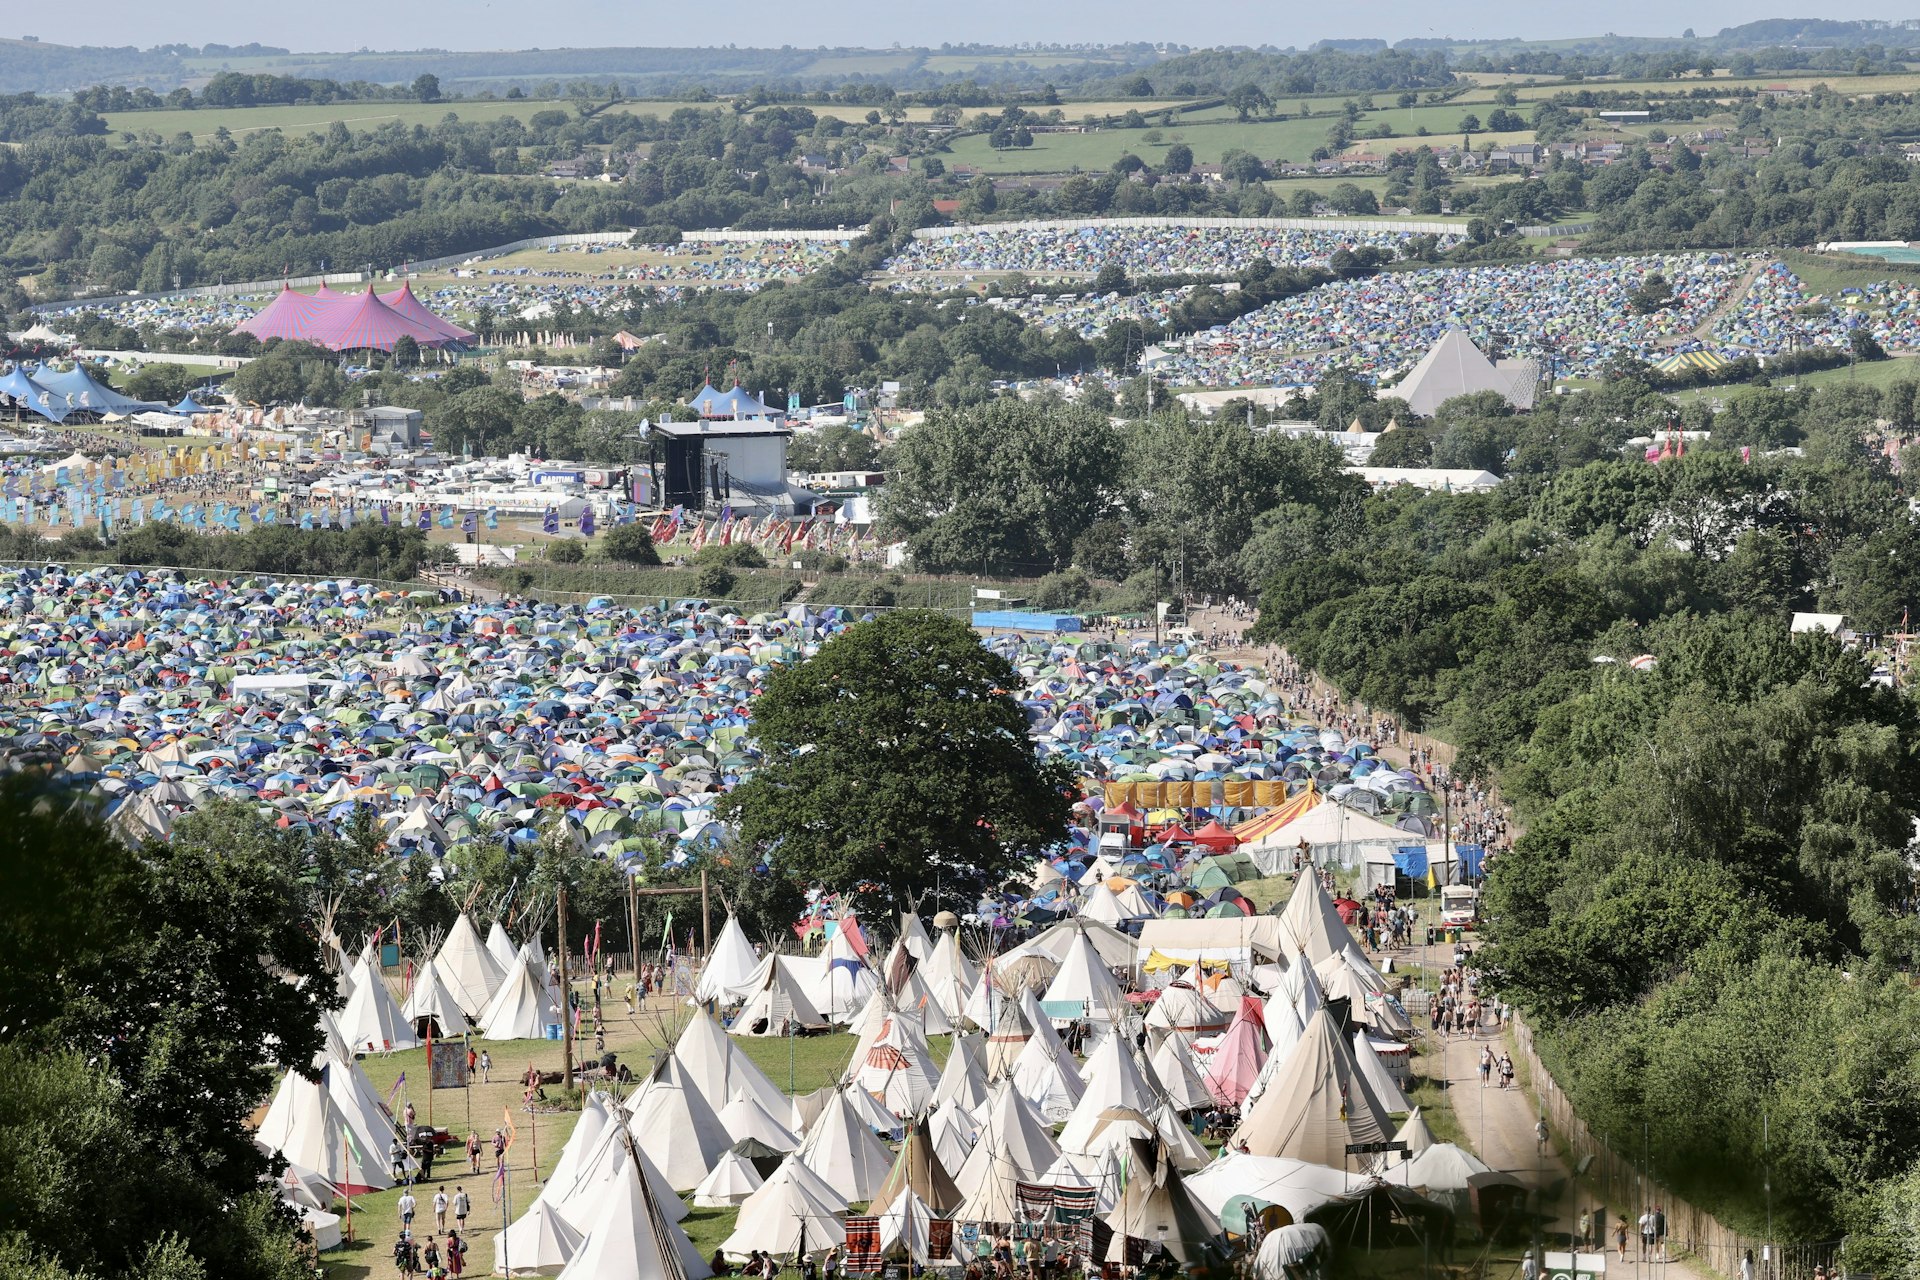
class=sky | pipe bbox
[55,3,1920,54]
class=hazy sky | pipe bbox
[57,2,1920,54]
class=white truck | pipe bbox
[1440,884,1480,929]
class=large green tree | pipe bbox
[719,611,1073,913]
[0,780,331,1280]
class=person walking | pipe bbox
[1638,1209,1655,1260]
[433,1188,449,1232]
[1614,1216,1629,1260]
[393,1232,416,1278]
[465,1131,480,1174]
[398,1188,418,1232]
[1479,1046,1493,1088]
[479,1050,491,1083]
[452,1186,470,1233]
[445,1231,466,1277]
[1741,1250,1755,1280]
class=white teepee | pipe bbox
[399,955,470,1037]
[721,1157,848,1260]
[493,1197,584,1275]
[624,1059,732,1191]
[1149,1034,1214,1114]
[731,954,831,1037]
[256,1066,394,1195]
[339,956,420,1053]
[1059,1033,1155,1154]
[797,1087,893,1205]
[695,916,761,1006]
[692,1148,765,1208]
[436,912,506,1017]
[720,1094,802,1152]
[853,1011,941,1118]
[931,1032,989,1115]
[479,950,561,1041]
[555,1132,713,1280]
[674,1007,790,1117]
[1041,927,1127,1025]
[485,919,519,973]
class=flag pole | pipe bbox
[343,1134,354,1242]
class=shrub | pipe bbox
[694,563,736,598]
[1032,568,1093,610]
[694,541,767,569]
[546,539,584,564]
[599,522,661,566]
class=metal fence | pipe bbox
[909,215,1471,239]
[1511,1016,1845,1280]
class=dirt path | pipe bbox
[1411,928,1718,1280]
[1663,258,1765,349]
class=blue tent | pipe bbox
[0,366,71,423]
[171,393,209,415]
[32,363,154,414]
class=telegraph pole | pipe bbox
[557,885,573,1086]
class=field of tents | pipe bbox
[282,874,1526,1280]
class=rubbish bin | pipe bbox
[543,1023,562,1040]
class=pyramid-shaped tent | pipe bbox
[796,1086,894,1205]
[479,950,561,1041]
[1381,328,1539,416]
[435,912,506,1017]
[494,1196,585,1275]
[693,1147,766,1207]
[695,915,762,1005]
[1230,1008,1393,1166]
[399,955,470,1037]
[626,1058,733,1191]
[731,953,831,1037]
[871,1114,962,1215]
[339,957,420,1052]
[721,1156,849,1260]
[555,1130,713,1280]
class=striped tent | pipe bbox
[1230,780,1320,845]
[1655,350,1728,374]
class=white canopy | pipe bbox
[695,916,761,1005]
[494,1197,585,1275]
[478,951,560,1042]
[398,956,470,1036]
[338,958,420,1053]
[435,912,506,1017]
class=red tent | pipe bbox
[381,281,476,344]
[1157,823,1194,844]
[1192,819,1240,852]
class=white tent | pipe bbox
[540,1097,687,1226]
[928,1100,977,1177]
[1144,982,1230,1043]
[952,1081,1061,1212]
[555,1133,713,1280]
[1393,1108,1436,1160]
[896,912,935,962]
[720,1095,801,1152]
[673,1008,791,1117]
[874,1189,938,1264]
[1041,928,1127,1025]
[695,916,761,1006]
[1251,802,1427,876]
[919,930,978,1023]
[1060,1034,1155,1155]
[399,956,470,1037]
[730,954,831,1037]
[1077,881,1128,925]
[984,995,1031,1080]
[853,1010,942,1118]
[436,913,506,1017]
[1187,1153,1360,1225]
[959,965,996,1034]
[692,1148,765,1208]
[493,1197,585,1275]
[625,1059,733,1191]
[339,958,420,1053]
[721,1157,849,1260]
[256,1066,394,1195]
[485,920,519,973]
[797,1087,894,1205]
[1276,875,1361,966]
[479,951,560,1042]
[1008,1023,1086,1124]
[1230,1009,1393,1167]
[1149,1035,1213,1114]
[931,1032,989,1115]
[532,1093,611,1215]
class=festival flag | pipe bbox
[542,506,559,535]
[579,505,595,538]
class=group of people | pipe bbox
[1572,1205,1670,1263]
[392,1185,472,1277]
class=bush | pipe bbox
[844,580,897,607]
[546,539,584,564]
[598,522,661,566]
[629,224,683,246]
[694,541,767,569]
[792,549,849,573]
[1032,568,1093,610]
[694,563,736,598]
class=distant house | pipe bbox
[931,198,962,216]
[1760,84,1808,100]
[544,159,593,180]
[886,156,912,175]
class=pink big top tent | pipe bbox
[232,283,469,352]
[236,286,335,343]
[381,282,476,344]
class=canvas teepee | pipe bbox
[493,1197,585,1275]
[1202,996,1269,1109]
[399,955,470,1037]
[695,916,761,1006]
[1148,1035,1213,1114]
[871,1114,962,1215]
[485,919,519,973]
[1059,1032,1156,1155]
[1229,1009,1392,1167]
[796,1086,893,1205]
[1041,927,1127,1024]
[339,955,420,1053]
[555,1130,713,1280]
[625,1058,733,1191]
[435,912,506,1016]
[731,954,831,1037]
[720,1157,849,1260]
[692,1148,765,1207]
[673,1007,790,1117]
[479,949,561,1041]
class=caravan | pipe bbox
[1439,885,1479,929]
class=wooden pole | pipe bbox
[700,867,711,959]
[557,885,573,1087]
[628,873,640,979]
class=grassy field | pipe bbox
[1779,248,1920,297]
[318,982,952,1280]
[1670,353,1920,404]
[99,98,653,140]
[941,114,1538,175]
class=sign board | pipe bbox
[1544,1252,1608,1278]
[975,588,1007,601]
[428,1041,470,1090]
[1344,1141,1410,1156]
